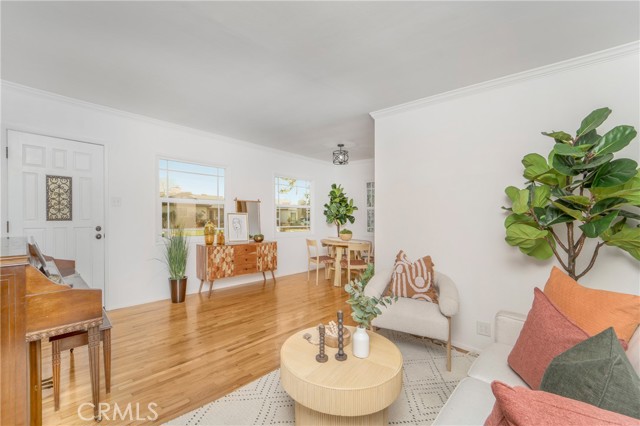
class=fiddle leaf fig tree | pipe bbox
[503,107,640,280]
[323,184,358,236]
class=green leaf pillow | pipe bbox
[540,327,640,419]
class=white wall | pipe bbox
[0,83,373,310]
[373,45,640,352]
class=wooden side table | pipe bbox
[280,326,403,425]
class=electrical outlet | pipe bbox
[477,321,491,337]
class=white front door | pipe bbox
[7,130,105,298]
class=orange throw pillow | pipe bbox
[543,267,640,342]
[388,251,438,303]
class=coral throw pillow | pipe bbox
[507,288,589,389]
[485,381,638,426]
[388,251,438,303]
[543,267,640,342]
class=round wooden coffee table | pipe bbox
[280,326,403,425]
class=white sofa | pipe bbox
[433,311,640,425]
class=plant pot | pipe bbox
[339,233,352,241]
[170,277,187,303]
[352,326,370,358]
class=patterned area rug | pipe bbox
[167,329,476,426]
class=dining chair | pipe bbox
[306,239,335,285]
[341,241,372,281]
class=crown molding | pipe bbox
[370,41,640,120]
[1,80,334,166]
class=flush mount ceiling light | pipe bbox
[333,144,349,165]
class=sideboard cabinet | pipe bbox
[196,241,277,296]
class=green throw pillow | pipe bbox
[540,327,640,419]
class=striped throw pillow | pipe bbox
[389,251,438,303]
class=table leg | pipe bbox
[87,326,100,421]
[29,340,42,426]
[52,340,61,411]
[333,246,344,287]
[103,329,111,393]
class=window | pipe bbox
[159,159,224,236]
[275,177,311,232]
[366,182,375,233]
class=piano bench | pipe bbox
[49,308,112,412]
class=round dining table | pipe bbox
[320,238,372,287]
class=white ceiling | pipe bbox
[2,2,638,161]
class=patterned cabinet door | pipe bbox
[257,242,277,272]
[207,245,235,281]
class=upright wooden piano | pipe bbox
[1,237,103,425]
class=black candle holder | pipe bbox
[335,310,347,361]
[316,324,328,363]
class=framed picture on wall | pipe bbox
[227,213,249,242]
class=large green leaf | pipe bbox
[602,226,640,260]
[530,184,551,208]
[537,206,574,227]
[504,213,536,229]
[552,201,584,221]
[592,159,638,188]
[576,107,611,138]
[575,129,601,147]
[591,171,640,205]
[553,143,588,158]
[541,131,573,144]
[522,153,558,185]
[512,189,530,214]
[572,153,614,171]
[592,125,637,155]
[505,186,520,203]
[579,211,619,238]
[591,197,629,215]
[505,224,554,260]
[552,154,579,176]
[559,195,591,207]
[618,209,640,221]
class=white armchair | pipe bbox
[364,267,460,371]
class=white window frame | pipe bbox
[275,175,312,234]
[366,181,375,233]
[158,157,225,239]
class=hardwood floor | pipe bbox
[41,271,353,425]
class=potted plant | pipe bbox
[161,227,189,303]
[502,107,639,280]
[339,229,353,241]
[345,265,397,358]
[323,184,358,236]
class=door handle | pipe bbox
[96,234,102,240]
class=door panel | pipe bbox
[7,130,105,300]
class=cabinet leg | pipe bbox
[103,329,111,393]
[87,326,100,421]
[271,270,276,284]
[262,271,266,285]
[208,280,214,298]
[29,340,42,426]
[198,279,204,293]
[52,340,61,411]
